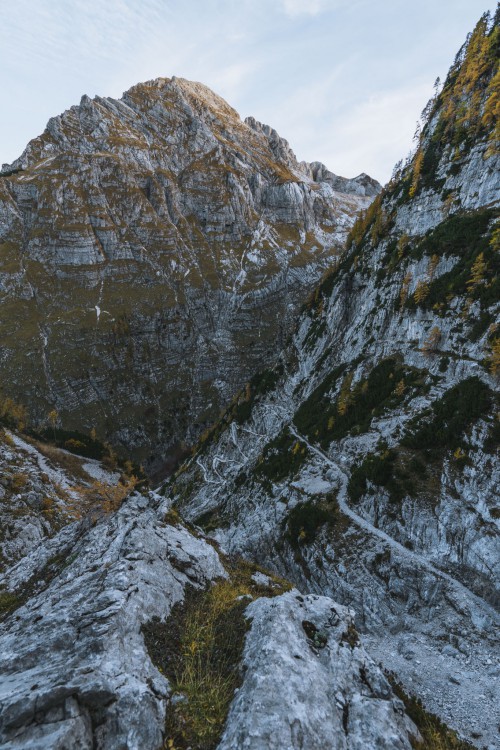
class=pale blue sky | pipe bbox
[0,0,496,182]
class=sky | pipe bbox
[0,0,497,184]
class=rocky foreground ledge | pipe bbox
[0,476,422,750]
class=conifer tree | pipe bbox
[414,280,430,305]
[488,336,500,376]
[466,252,487,291]
[422,327,442,355]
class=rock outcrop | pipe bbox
[219,592,419,750]
[0,77,379,473]
[0,10,498,750]
[0,435,421,750]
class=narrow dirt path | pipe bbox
[290,425,500,624]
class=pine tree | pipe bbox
[428,254,439,281]
[466,252,487,291]
[397,234,409,260]
[490,225,500,252]
[487,336,500,376]
[337,374,353,416]
[400,272,412,307]
[439,11,497,148]
[409,148,424,198]
[48,409,58,442]
[394,379,406,397]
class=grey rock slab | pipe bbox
[218,592,419,750]
[0,493,225,749]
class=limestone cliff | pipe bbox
[0,77,378,473]
[0,431,421,749]
[0,10,498,750]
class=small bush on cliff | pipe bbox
[285,495,338,548]
[256,428,309,486]
[402,377,492,451]
[295,358,426,448]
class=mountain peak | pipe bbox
[0,75,379,470]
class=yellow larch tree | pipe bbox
[422,327,442,355]
[466,252,487,292]
[409,148,424,198]
[487,337,500,376]
[414,280,430,305]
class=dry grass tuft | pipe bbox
[26,438,93,483]
[143,558,291,750]
[389,676,474,750]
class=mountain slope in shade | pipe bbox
[168,12,500,746]
[0,76,379,473]
[0,430,424,750]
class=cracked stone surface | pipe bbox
[169,70,500,747]
[219,591,419,750]
[0,491,224,749]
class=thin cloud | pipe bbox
[0,0,496,179]
[282,0,329,17]
[321,82,435,182]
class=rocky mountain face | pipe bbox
[0,76,378,473]
[0,10,498,750]
[167,13,500,748]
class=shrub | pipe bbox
[348,449,399,503]
[71,476,138,517]
[407,209,498,313]
[402,377,493,451]
[233,366,283,425]
[0,395,28,431]
[256,429,309,485]
[64,438,87,452]
[285,496,337,548]
[34,426,107,460]
[295,358,426,448]
[0,590,20,618]
[9,473,29,493]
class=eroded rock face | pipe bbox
[0,435,421,750]
[219,592,419,750]
[0,429,124,570]
[0,492,225,749]
[0,77,379,472]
